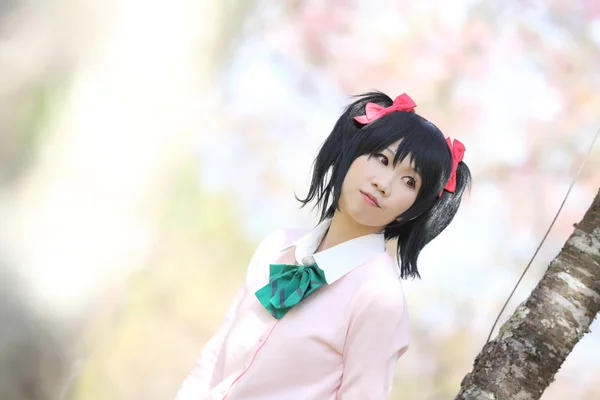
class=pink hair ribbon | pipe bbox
[353,93,416,124]
[440,137,465,196]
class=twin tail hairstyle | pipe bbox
[296,91,471,279]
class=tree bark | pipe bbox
[456,188,600,400]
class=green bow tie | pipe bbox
[255,262,328,319]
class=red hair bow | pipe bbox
[440,137,465,196]
[354,93,416,124]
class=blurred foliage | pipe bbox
[0,82,65,183]
[72,159,256,399]
[0,265,70,400]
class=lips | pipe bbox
[360,191,380,207]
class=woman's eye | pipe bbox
[403,177,416,189]
[377,154,389,166]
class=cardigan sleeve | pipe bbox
[174,231,280,399]
[336,290,409,399]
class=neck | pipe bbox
[316,211,382,253]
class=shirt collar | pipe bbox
[282,219,387,284]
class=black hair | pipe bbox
[296,91,471,279]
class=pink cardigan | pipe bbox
[176,222,410,399]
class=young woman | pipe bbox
[176,91,471,399]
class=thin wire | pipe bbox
[486,126,600,343]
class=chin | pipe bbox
[345,208,389,229]
[340,193,390,228]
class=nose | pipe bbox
[372,174,392,197]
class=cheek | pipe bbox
[389,187,418,213]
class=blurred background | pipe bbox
[1,0,600,399]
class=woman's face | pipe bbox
[339,140,421,230]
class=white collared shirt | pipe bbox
[288,218,390,284]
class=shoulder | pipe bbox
[248,227,308,268]
[255,227,308,254]
[347,252,407,314]
[353,252,403,291]
[244,227,309,285]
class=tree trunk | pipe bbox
[456,188,600,400]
